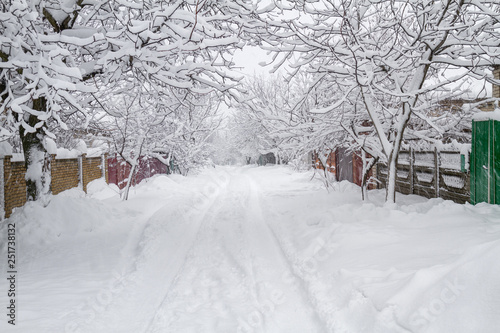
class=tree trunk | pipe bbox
[122,161,137,201]
[361,152,378,201]
[121,135,146,201]
[20,97,49,201]
[385,150,398,203]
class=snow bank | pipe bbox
[253,166,500,333]
[133,174,182,192]
[1,191,117,249]
[86,178,120,200]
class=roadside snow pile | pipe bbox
[254,167,500,333]
[1,189,121,250]
[87,178,120,200]
[133,174,183,192]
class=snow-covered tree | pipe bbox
[0,0,257,200]
[0,1,100,200]
[150,90,223,176]
[255,0,500,202]
[232,74,313,164]
[94,73,223,199]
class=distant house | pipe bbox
[257,152,276,166]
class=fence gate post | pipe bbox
[78,154,83,189]
[434,147,440,198]
[0,156,4,220]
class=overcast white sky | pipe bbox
[218,46,277,115]
[231,46,274,77]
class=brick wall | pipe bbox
[82,155,106,192]
[51,157,79,195]
[2,153,108,219]
[3,157,27,219]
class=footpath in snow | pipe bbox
[1,165,500,333]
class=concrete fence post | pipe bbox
[78,154,83,190]
[81,154,87,192]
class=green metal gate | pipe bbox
[471,119,500,204]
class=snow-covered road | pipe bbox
[87,167,325,332]
[1,166,500,333]
[144,169,324,332]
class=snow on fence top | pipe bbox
[473,110,500,122]
[4,150,106,162]
[12,153,25,162]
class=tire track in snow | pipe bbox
[146,168,326,332]
[248,172,355,332]
[241,174,329,332]
[145,169,266,332]
[79,170,231,333]
[143,172,235,332]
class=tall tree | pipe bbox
[255,0,500,202]
[0,0,257,200]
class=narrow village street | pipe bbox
[2,166,500,332]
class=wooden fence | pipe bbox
[376,149,470,203]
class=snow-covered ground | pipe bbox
[1,165,500,333]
